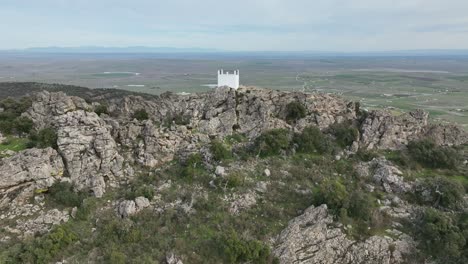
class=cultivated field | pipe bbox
[1,53,467,128]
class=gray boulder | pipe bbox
[274,205,414,264]
[0,148,64,209]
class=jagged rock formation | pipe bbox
[108,87,358,138]
[358,110,429,150]
[356,158,411,193]
[24,91,126,197]
[0,148,64,209]
[422,124,468,146]
[11,88,467,199]
[55,110,125,197]
[274,205,414,264]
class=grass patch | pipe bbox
[0,136,29,153]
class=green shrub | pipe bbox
[163,113,190,127]
[254,129,292,157]
[225,133,247,144]
[181,153,206,179]
[211,140,232,162]
[14,225,77,264]
[329,121,359,148]
[47,182,87,208]
[416,209,466,261]
[0,96,32,115]
[29,127,58,149]
[415,177,465,210]
[408,139,462,169]
[0,119,14,134]
[13,116,33,134]
[225,172,245,189]
[125,184,155,200]
[94,104,109,116]
[313,178,349,213]
[108,250,126,264]
[221,229,271,264]
[353,149,378,162]
[0,97,33,135]
[294,126,334,154]
[346,191,374,222]
[132,109,149,121]
[285,101,306,122]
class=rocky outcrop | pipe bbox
[358,110,428,150]
[356,158,411,193]
[112,119,210,167]
[274,205,414,264]
[11,209,70,238]
[422,124,468,146]
[116,197,151,218]
[25,91,126,197]
[108,87,358,139]
[0,148,64,209]
[55,110,124,197]
[24,90,90,129]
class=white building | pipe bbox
[217,69,239,89]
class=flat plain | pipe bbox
[0,53,467,128]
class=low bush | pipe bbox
[414,176,465,210]
[254,129,292,157]
[94,104,109,116]
[294,126,334,155]
[416,208,467,261]
[210,139,232,162]
[28,127,58,149]
[124,184,155,200]
[329,121,359,148]
[285,101,306,123]
[181,153,206,180]
[11,225,77,264]
[224,172,245,189]
[312,178,349,213]
[408,139,462,169]
[47,182,87,208]
[163,113,191,127]
[221,229,272,264]
[132,109,149,121]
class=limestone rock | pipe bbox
[356,158,410,193]
[215,166,226,176]
[0,148,64,209]
[117,200,136,218]
[359,110,428,150]
[117,197,150,218]
[24,90,90,129]
[13,209,70,238]
[166,253,183,264]
[24,91,126,197]
[228,191,257,215]
[135,196,151,209]
[55,110,124,197]
[274,205,414,264]
[422,124,468,146]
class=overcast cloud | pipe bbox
[1,0,468,51]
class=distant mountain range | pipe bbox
[2,46,468,56]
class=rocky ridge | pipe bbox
[0,86,467,263]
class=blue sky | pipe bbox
[1,0,468,51]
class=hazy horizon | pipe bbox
[1,0,468,52]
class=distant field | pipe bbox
[0,53,467,128]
